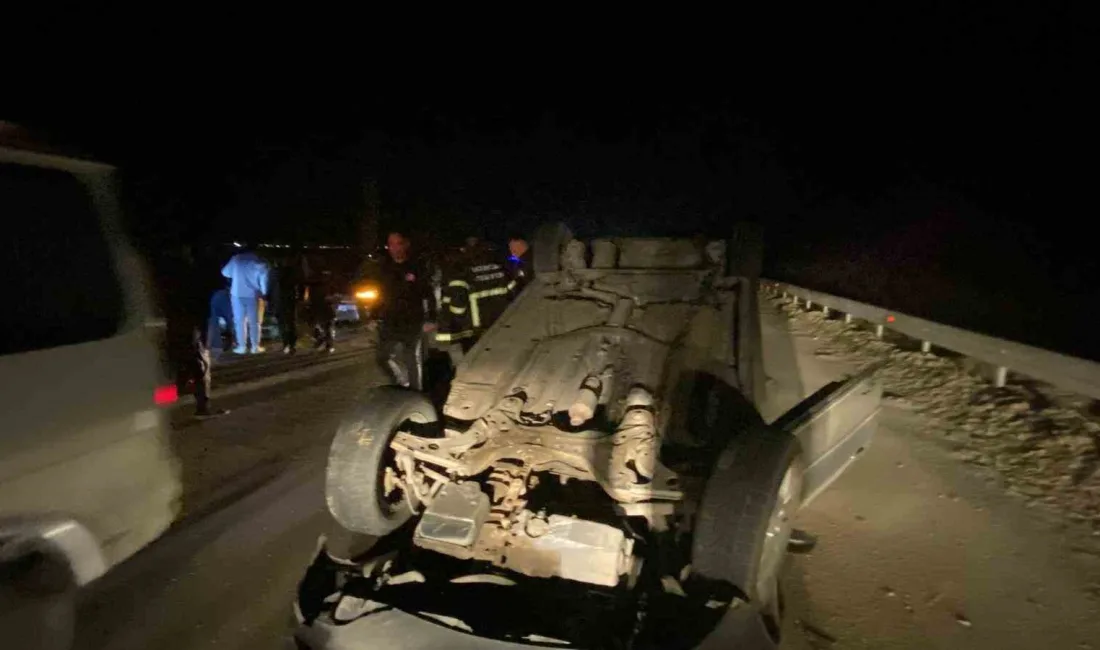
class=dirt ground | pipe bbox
[761,295,1100,649]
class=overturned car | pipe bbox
[297,224,881,649]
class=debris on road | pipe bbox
[771,291,1100,531]
[799,619,839,644]
[660,575,687,597]
[384,570,426,586]
[955,612,973,628]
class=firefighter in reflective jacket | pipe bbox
[436,246,515,363]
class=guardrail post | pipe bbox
[806,300,813,309]
[921,340,932,353]
[843,313,853,324]
[782,291,788,299]
[994,366,1008,388]
[875,324,884,338]
[822,307,830,317]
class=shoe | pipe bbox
[232,346,248,354]
[327,346,335,354]
[251,346,266,354]
[194,408,229,419]
[282,346,294,354]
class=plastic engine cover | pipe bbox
[414,482,490,547]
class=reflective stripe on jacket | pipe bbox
[436,257,514,343]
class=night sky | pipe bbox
[11,4,1092,357]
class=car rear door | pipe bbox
[770,363,882,507]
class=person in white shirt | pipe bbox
[221,247,270,354]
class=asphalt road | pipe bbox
[73,358,382,650]
[55,305,1100,650]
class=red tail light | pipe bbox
[154,384,179,406]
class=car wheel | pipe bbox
[325,387,438,536]
[532,222,573,275]
[692,424,803,618]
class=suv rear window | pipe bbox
[0,162,124,355]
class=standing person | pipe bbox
[162,245,224,418]
[436,235,513,365]
[507,234,534,292]
[221,246,270,354]
[376,231,435,390]
[206,287,233,359]
[274,252,305,354]
[307,273,336,353]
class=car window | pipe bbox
[0,162,125,355]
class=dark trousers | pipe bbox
[279,302,298,350]
[313,320,335,349]
[309,300,335,350]
[207,289,234,356]
[192,330,212,414]
[378,330,424,391]
[171,324,213,415]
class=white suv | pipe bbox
[0,124,182,641]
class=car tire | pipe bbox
[325,387,438,537]
[683,373,765,450]
[691,424,803,605]
[532,222,573,275]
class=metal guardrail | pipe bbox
[767,281,1100,401]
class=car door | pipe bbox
[770,363,882,507]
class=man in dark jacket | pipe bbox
[377,231,436,390]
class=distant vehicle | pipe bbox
[335,295,365,324]
[346,256,384,323]
[295,224,882,649]
[0,125,181,645]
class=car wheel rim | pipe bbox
[756,460,803,601]
[377,413,433,517]
[378,438,411,516]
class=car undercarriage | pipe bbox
[308,226,881,648]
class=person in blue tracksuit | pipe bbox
[221,247,270,354]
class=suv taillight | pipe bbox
[154,384,178,406]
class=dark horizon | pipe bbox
[8,5,1091,357]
